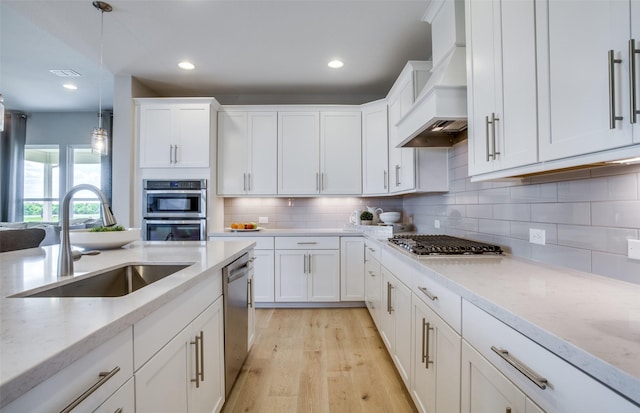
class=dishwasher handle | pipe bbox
[228,265,249,283]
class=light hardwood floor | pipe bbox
[222,308,417,413]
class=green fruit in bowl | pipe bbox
[89,225,125,232]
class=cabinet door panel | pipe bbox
[462,341,526,413]
[139,106,173,167]
[308,250,340,302]
[393,279,412,386]
[340,237,365,301]
[362,102,389,195]
[320,112,362,194]
[136,330,190,413]
[175,105,210,167]
[379,268,396,352]
[248,112,278,194]
[275,250,307,301]
[537,0,632,160]
[253,249,275,302]
[278,112,320,194]
[189,299,225,413]
[218,112,249,194]
[365,258,382,326]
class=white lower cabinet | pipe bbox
[462,341,544,413]
[95,377,135,413]
[462,300,638,413]
[275,249,340,302]
[1,327,133,413]
[340,236,365,301]
[136,297,225,413]
[364,240,383,327]
[411,294,461,413]
[274,236,340,302]
[380,266,412,386]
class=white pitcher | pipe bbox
[367,206,383,224]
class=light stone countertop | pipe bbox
[0,240,254,408]
[371,237,640,406]
[208,227,364,237]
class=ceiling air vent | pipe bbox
[49,69,82,77]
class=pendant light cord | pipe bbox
[98,7,104,129]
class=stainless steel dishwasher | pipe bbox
[222,252,252,397]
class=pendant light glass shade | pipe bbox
[91,126,108,156]
[91,1,111,156]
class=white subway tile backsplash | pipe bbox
[531,244,592,273]
[531,203,591,225]
[478,187,511,204]
[466,204,493,219]
[557,225,637,254]
[591,201,640,228]
[493,204,531,221]
[558,174,638,202]
[478,219,511,237]
[591,251,640,284]
[510,183,558,203]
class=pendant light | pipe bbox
[91,1,112,156]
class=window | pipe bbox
[23,145,103,222]
[69,146,102,220]
[23,146,59,222]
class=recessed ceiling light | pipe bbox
[178,61,195,70]
[328,60,344,69]
[63,84,78,90]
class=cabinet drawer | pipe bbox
[210,236,274,249]
[3,328,133,413]
[134,271,221,370]
[412,267,461,334]
[462,300,638,412]
[275,236,339,250]
[364,238,382,262]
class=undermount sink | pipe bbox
[14,264,192,298]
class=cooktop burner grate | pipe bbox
[389,235,503,256]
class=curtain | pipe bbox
[0,112,27,222]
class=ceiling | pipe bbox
[1,0,432,113]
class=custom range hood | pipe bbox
[397,0,468,148]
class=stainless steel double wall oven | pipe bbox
[142,179,207,241]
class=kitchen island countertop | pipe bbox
[0,240,254,408]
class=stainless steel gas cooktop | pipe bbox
[389,235,503,256]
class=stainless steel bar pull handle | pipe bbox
[59,366,120,413]
[173,145,178,164]
[395,165,401,187]
[297,242,318,245]
[191,334,201,388]
[248,173,251,191]
[609,49,624,129]
[169,144,174,163]
[418,286,438,301]
[631,39,640,124]
[491,113,500,157]
[198,331,204,381]
[424,321,434,369]
[386,282,393,314]
[114,409,123,413]
[485,115,491,161]
[421,317,427,364]
[383,170,388,189]
[316,173,320,192]
[248,278,253,308]
[491,346,548,389]
[243,173,247,192]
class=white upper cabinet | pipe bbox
[320,112,362,194]
[137,99,215,168]
[278,110,362,196]
[362,100,390,195]
[536,0,634,161]
[388,96,416,193]
[466,0,538,176]
[218,111,277,195]
[278,112,320,195]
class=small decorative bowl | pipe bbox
[379,212,401,224]
[69,228,141,250]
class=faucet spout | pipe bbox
[58,184,117,276]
